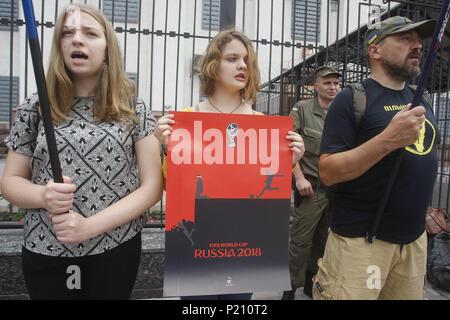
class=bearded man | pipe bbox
[313,16,440,300]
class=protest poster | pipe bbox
[163,111,292,297]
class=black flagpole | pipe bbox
[22,0,63,183]
[366,0,450,243]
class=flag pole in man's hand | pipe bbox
[367,0,450,243]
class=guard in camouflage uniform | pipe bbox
[282,66,341,299]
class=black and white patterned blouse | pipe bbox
[5,94,156,257]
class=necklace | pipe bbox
[208,98,242,114]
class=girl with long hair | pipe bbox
[1,4,163,299]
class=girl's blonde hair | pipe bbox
[197,30,260,104]
[46,4,137,125]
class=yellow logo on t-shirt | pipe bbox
[405,119,436,156]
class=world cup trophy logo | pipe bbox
[226,123,239,148]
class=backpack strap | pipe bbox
[346,83,367,129]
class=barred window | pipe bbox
[0,76,19,122]
[202,0,220,31]
[0,0,18,31]
[103,0,139,24]
[292,0,321,41]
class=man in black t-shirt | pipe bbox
[312,16,440,300]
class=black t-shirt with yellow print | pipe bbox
[320,78,440,244]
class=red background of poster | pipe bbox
[166,112,293,230]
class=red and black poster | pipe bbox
[163,111,293,297]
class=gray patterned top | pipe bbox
[5,94,156,257]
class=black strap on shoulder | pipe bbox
[346,83,367,129]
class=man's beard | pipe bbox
[381,51,421,81]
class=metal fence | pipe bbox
[0,0,449,228]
